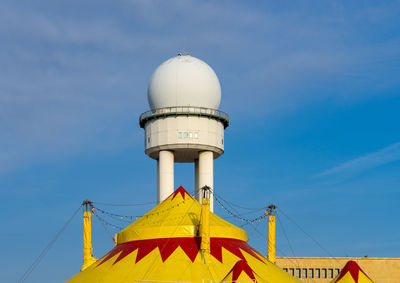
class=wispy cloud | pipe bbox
[317,142,400,179]
[1,0,400,173]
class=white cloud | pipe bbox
[317,142,400,179]
[0,0,399,173]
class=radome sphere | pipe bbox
[148,54,221,110]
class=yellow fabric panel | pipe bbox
[358,272,374,283]
[331,271,373,283]
[69,246,211,282]
[243,250,301,283]
[117,190,246,243]
[67,187,300,283]
[332,272,357,283]
[68,243,300,283]
[330,260,374,283]
[200,198,210,253]
[222,271,253,282]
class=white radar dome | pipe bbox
[148,54,221,110]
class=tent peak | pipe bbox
[334,260,372,282]
[171,186,193,201]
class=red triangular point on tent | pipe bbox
[97,237,200,266]
[230,260,256,281]
[334,260,372,282]
[171,186,193,201]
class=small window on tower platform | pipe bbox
[335,269,340,276]
[189,132,193,138]
[194,132,198,139]
[178,132,182,138]
[147,137,150,144]
[309,268,314,278]
[184,132,188,138]
[315,269,320,278]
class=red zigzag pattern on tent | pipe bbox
[97,237,263,266]
[227,260,256,281]
[335,260,372,282]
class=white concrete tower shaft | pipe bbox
[157,150,174,203]
[194,159,199,200]
[198,151,214,211]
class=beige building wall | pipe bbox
[276,257,400,283]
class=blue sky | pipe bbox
[1,0,400,282]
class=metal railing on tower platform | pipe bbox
[139,106,229,128]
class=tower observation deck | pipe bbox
[139,54,229,211]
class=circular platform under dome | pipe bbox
[148,54,221,110]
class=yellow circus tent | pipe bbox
[331,260,373,283]
[67,186,299,283]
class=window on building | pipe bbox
[328,269,333,278]
[315,269,320,278]
[309,268,314,278]
[289,268,294,277]
[147,137,150,144]
[189,132,193,138]
[335,269,340,276]
[184,132,188,138]
[296,268,301,278]
[178,132,182,139]
[322,269,327,278]
[283,268,288,272]
[194,132,198,139]
[222,138,224,145]
[302,268,307,278]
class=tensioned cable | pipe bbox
[212,191,342,268]
[173,192,217,282]
[18,204,82,283]
[276,214,300,269]
[213,192,267,224]
[213,192,329,271]
[95,191,340,269]
[247,218,262,241]
[92,201,156,207]
[250,221,301,269]
[92,197,190,222]
[212,191,268,211]
[276,215,297,259]
[134,189,203,281]
[277,207,341,264]
[96,198,266,228]
[92,207,141,223]
[90,196,197,243]
[216,196,242,216]
[224,208,267,219]
[93,211,118,243]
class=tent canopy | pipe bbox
[67,186,299,283]
[331,260,373,283]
